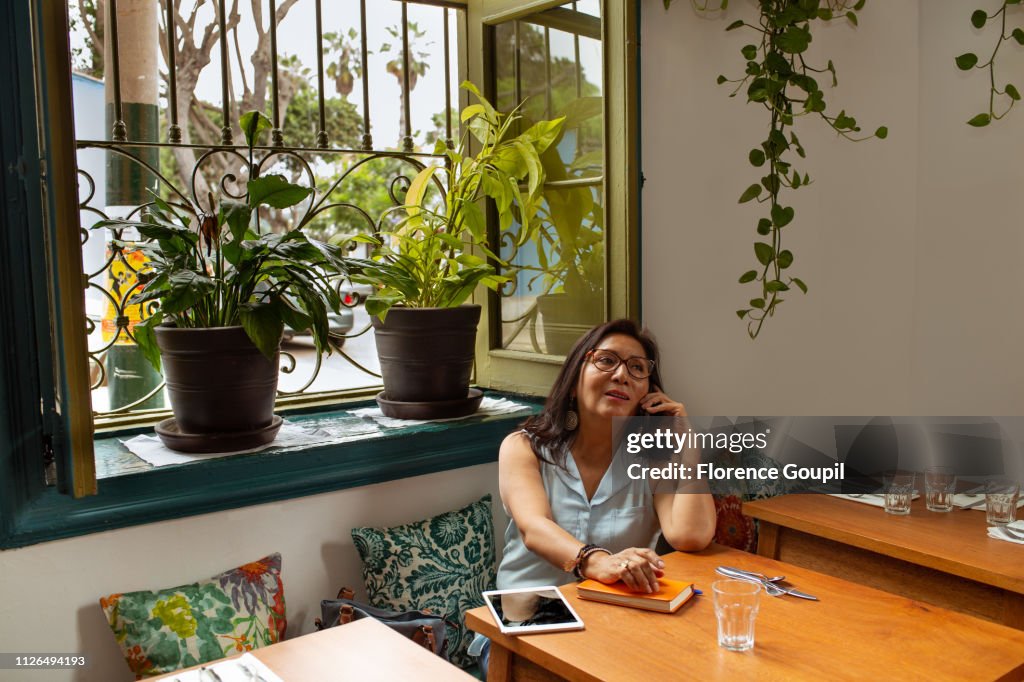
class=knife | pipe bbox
[774,585,819,601]
[719,566,819,601]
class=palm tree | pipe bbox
[380,22,431,147]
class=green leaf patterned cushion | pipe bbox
[351,495,496,668]
[99,553,286,679]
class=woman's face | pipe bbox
[574,333,651,421]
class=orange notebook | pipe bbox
[576,578,695,613]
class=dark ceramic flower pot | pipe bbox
[371,305,480,403]
[154,325,279,434]
[537,293,602,356]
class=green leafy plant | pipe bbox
[94,111,349,370]
[345,81,565,318]
[667,0,887,338]
[955,1,1024,127]
[529,98,606,306]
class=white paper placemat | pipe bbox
[122,421,343,467]
[987,520,1024,545]
[164,653,283,682]
[352,396,532,428]
[952,493,1024,511]
[828,492,919,508]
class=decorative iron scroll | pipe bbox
[78,140,443,417]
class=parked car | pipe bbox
[341,282,374,304]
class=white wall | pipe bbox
[8,4,1024,680]
[0,465,500,682]
[642,0,1024,415]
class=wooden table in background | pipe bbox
[465,545,1024,682]
[151,617,474,681]
[744,494,1024,629]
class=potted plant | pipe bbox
[535,223,604,356]
[345,82,564,418]
[96,111,348,452]
[527,96,606,355]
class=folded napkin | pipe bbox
[953,494,1024,511]
[987,520,1024,545]
[828,492,919,508]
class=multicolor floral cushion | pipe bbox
[351,495,496,668]
[714,494,758,553]
[99,553,286,679]
[710,445,790,553]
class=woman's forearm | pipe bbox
[656,492,717,551]
[516,515,588,570]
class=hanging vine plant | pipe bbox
[665,0,887,338]
[956,1,1024,127]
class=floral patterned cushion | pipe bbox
[711,450,791,553]
[714,494,758,553]
[99,553,286,679]
[351,495,496,668]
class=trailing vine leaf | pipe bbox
[678,0,886,338]
[957,2,1024,126]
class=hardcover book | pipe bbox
[576,578,695,613]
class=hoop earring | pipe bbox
[565,398,579,431]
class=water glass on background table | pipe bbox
[924,466,956,512]
[712,579,760,652]
[986,477,1020,526]
[883,470,915,515]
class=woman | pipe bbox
[471,320,715,674]
[495,319,716,595]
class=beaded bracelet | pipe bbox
[566,544,612,580]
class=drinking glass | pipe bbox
[712,579,760,652]
[924,466,956,513]
[883,470,915,515]
[985,477,1020,525]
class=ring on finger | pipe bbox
[619,560,630,570]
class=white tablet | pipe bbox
[481,586,585,635]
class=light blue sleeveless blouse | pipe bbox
[496,438,661,589]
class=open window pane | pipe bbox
[66,1,463,426]
[490,1,605,355]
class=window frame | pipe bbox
[466,0,641,395]
[0,0,639,548]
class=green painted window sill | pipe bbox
[1,391,541,549]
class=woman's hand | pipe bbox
[639,386,687,417]
[581,548,665,593]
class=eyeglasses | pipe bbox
[586,348,655,380]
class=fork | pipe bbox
[715,567,785,596]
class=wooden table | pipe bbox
[151,617,474,681]
[465,545,1024,682]
[744,494,1024,629]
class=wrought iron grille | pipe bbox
[71,0,464,424]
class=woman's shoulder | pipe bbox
[500,429,533,456]
[501,429,557,466]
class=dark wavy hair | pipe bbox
[520,319,664,467]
